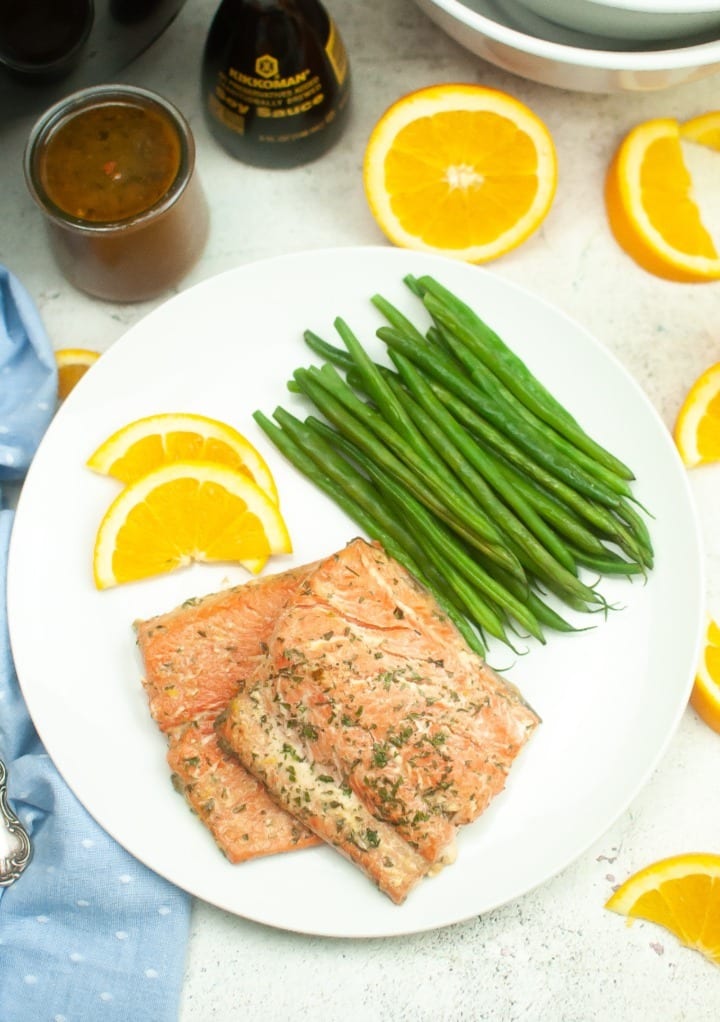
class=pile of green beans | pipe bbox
[254,274,654,658]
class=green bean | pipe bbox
[331,316,470,503]
[430,315,634,499]
[344,345,623,559]
[567,547,645,577]
[388,348,578,576]
[303,329,354,371]
[413,274,636,482]
[305,362,457,497]
[376,325,635,513]
[612,498,655,567]
[306,417,546,642]
[291,364,526,581]
[309,361,517,560]
[384,369,604,613]
[370,292,427,345]
[425,377,652,566]
[258,272,654,653]
[480,446,623,557]
[305,317,647,563]
[525,591,583,634]
[302,322,652,570]
[334,316,414,444]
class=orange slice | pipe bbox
[673,361,720,467]
[92,460,292,589]
[362,83,558,264]
[605,116,720,282]
[56,348,101,400]
[606,853,720,966]
[87,412,278,503]
[690,617,720,733]
[681,110,720,150]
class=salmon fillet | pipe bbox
[135,564,322,862]
[167,721,314,863]
[136,564,314,734]
[216,538,540,903]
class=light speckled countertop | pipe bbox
[1,1,719,1018]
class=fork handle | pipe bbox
[0,758,32,887]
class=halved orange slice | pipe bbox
[605,116,720,282]
[92,460,292,589]
[606,852,720,966]
[363,83,558,264]
[87,412,278,503]
[690,617,720,733]
[673,361,720,467]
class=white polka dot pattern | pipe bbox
[0,497,190,1022]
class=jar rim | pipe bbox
[23,83,196,234]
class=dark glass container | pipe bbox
[201,0,351,168]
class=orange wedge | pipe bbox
[605,116,720,282]
[673,361,720,467]
[92,460,292,589]
[690,617,720,733]
[363,83,557,264]
[606,853,720,966]
[56,348,101,400]
[681,110,720,150]
[87,412,278,503]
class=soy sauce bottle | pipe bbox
[201,0,350,168]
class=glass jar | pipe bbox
[24,83,209,302]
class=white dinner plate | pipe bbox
[7,247,704,938]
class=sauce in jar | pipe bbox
[24,85,209,302]
[39,101,182,222]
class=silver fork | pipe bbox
[0,758,32,886]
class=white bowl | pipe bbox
[516,0,720,43]
[413,0,720,92]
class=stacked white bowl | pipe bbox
[514,0,720,43]
[413,0,720,91]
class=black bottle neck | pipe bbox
[214,0,325,14]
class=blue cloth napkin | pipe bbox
[0,267,57,482]
[0,268,191,1022]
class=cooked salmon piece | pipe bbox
[217,538,540,902]
[135,563,322,861]
[136,564,314,734]
[167,720,317,863]
[216,693,432,902]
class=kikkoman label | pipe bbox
[208,19,349,146]
[216,56,324,126]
